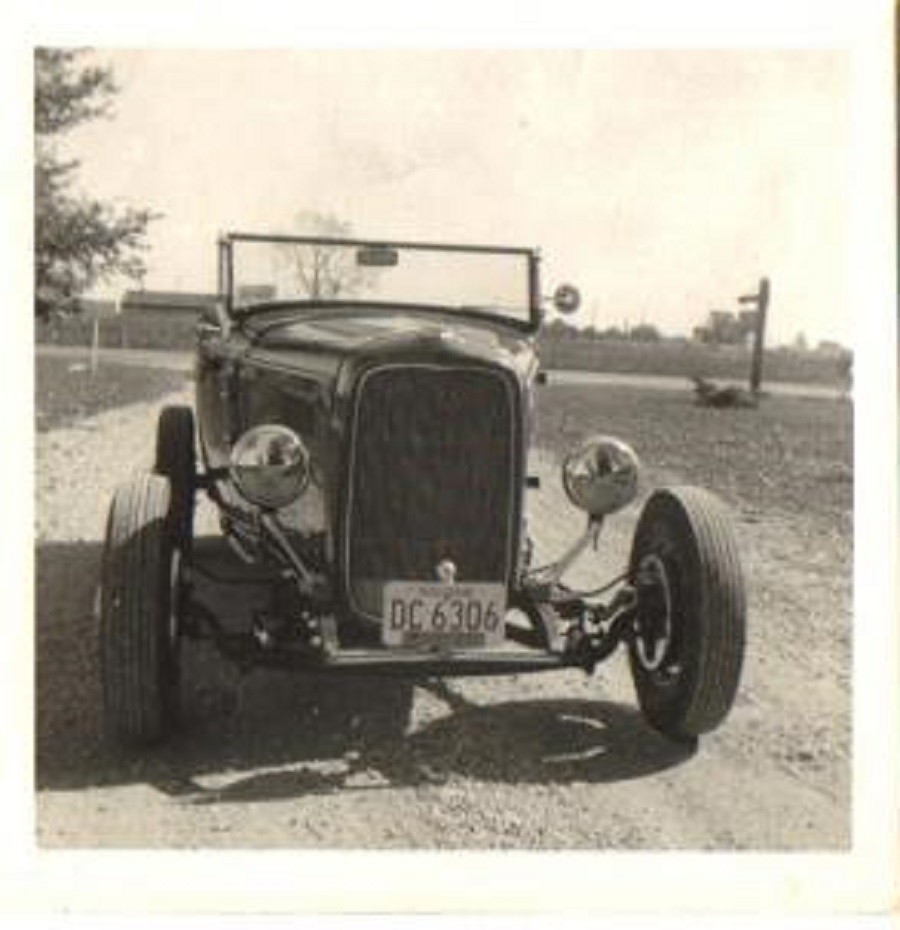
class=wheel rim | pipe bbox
[634,552,674,673]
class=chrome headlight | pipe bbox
[229,424,310,510]
[562,436,640,517]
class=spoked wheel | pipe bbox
[628,486,746,741]
[100,473,184,746]
[154,405,196,545]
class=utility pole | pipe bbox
[739,278,770,395]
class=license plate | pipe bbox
[382,581,506,648]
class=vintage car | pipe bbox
[99,232,746,748]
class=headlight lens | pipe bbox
[562,436,640,517]
[229,424,310,510]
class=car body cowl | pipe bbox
[252,305,529,354]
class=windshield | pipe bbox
[226,235,537,328]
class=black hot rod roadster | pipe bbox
[99,232,746,747]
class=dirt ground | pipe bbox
[34,359,852,849]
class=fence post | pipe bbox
[739,278,770,395]
[89,317,100,374]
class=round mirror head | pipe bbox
[552,283,581,315]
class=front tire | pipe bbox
[628,486,746,741]
[100,473,182,746]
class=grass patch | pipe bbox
[536,384,852,534]
[36,356,189,433]
[538,338,850,386]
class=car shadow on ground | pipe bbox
[169,693,696,807]
[36,538,695,802]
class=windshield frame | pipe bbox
[218,231,543,333]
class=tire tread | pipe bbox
[100,472,174,746]
[629,485,746,739]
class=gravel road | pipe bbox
[35,375,851,849]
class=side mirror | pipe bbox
[198,299,231,336]
[552,284,581,315]
[199,302,220,326]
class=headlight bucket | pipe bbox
[229,424,311,510]
[562,435,640,517]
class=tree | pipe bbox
[34,49,157,317]
[695,310,752,346]
[628,323,661,342]
[277,211,375,300]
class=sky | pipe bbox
[65,48,851,346]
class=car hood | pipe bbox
[245,307,537,381]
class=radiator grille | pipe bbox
[346,365,516,617]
